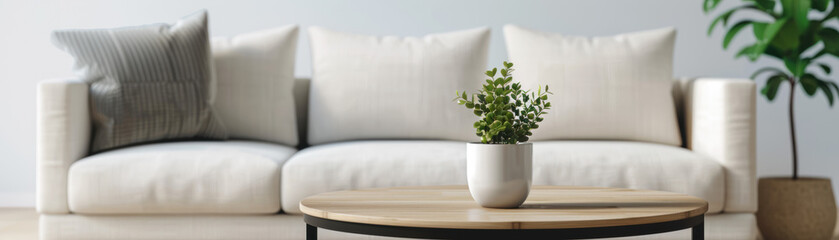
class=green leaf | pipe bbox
[751,67,788,79]
[784,57,810,77]
[819,28,839,55]
[724,21,753,49]
[818,63,832,74]
[828,81,839,106]
[830,81,839,95]
[708,7,738,36]
[800,74,820,95]
[704,0,723,13]
[485,68,497,78]
[780,0,810,31]
[770,18,800,51]
[798,21,824,53]
[736,43,762,61]
[817,79,835,106]
[747,0,776,11]
[754,19,788,44]
[761,74,786,101]
[814,0,830,12]
[828,0,839,19]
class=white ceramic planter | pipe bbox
[466,142,532,208]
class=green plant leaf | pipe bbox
[784,57,810,77]
[798,21,824,54]
[800,74,820,95]
[829,81,839,106]
[754,19,788,44]
[724,21,754,49]
[770,19,800,51]
[762,45,786,60]
[746,0,776,11]
[819,28,839,55]
[818,63,832,74]
[780,0,810,31]
[814,0,830,12]
[708,7,738,36]
[704,0,723,13]
[828,0,839,19]
[751,67,788,79]
[736,43,762,61]
[817,79,835,106]
[761,74,786,101]
[485,68,497,78]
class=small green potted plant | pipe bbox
[705,0,838,239]
[454,61,551,208]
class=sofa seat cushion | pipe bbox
[68,141,296,214]
[282,140,725,214]
[281,141,468,213]
[533,141,725,213]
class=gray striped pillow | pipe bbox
[51,11,227,153]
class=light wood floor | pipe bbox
[0,208,38,240]
[1,208,837,240]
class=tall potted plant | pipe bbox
[454,61,551,208]
[705,0,838,239]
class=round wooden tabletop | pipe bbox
[299,185,708,230]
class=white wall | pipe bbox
[1,0,837,207]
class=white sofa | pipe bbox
[36,76,758,239]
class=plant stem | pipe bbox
[789,77,799,180]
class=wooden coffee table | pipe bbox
[300,185,708,240]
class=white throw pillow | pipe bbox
[503,25,681,146]
[212,25,299,146]
[307,27,491,145]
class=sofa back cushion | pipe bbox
[504,25,682,146]
[211,26,299,146]
[307,27,491,145]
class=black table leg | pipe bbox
[307,224,317,240]
[691,221,704,240]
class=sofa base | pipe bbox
[40,213,757,240]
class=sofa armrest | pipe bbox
[682,78,757,213]
[36,79,90,214]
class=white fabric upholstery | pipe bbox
[212,25,300,146]
[503,25,682,146]
[40,213,757,240]
[281,141,468,213]
[36,79,90,214]
[618,213,758,240]
[67,141,295,214]
[306,27,491,145]
[533,141,725,213]
[281,140,725,214]
[681,78,757,212]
